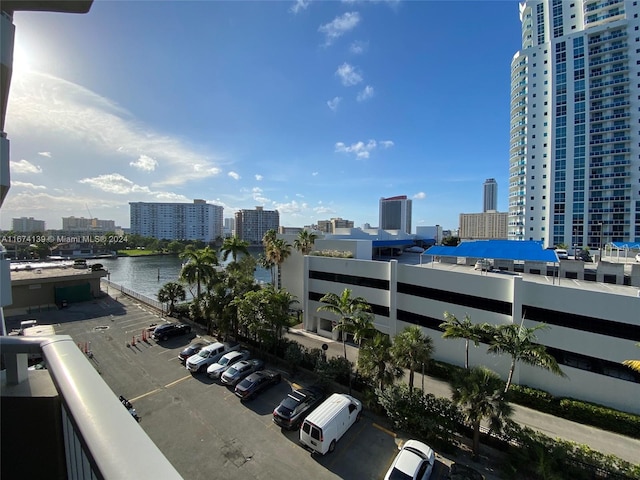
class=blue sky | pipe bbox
[3,0,522,232]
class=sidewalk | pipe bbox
[286,327,640,465]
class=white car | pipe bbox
[473,259,492,271]
[636,253,640,263]
[185,341,240,373]
[207,350,250,379]
[384,439,435,480]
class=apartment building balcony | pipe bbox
[588,42,628,57]
[590,76,630,89]
[589,100,630,111]
[1,335,182,479]
[590,158,630,167]
[589,65,629,79]
[590,124,630,134]
[588,30,626,45]
[589,147,630,156]
[589,171,630,179]
[588,54,628,68]
[589,89,629,101]
[589,135,630,145]
[590,111,630,123]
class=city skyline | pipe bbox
[2,1,521,232]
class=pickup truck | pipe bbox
[185,341,240,373]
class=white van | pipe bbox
[299,393,362,455]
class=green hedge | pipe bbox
[509,384,640,439]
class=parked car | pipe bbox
[473,259,492,271]
[152,323,191,341]
[220,359,264,387]
[234,369,281,400]
[636,252,640,263]
[384,439,435,480]
[207,349,250,379]
[185,341,240,373]
[273,386,325,430]
[576,249,593,262]
[299,393,362,455]
[555,249,568,260]
[178,341,208,364]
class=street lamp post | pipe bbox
[598,223,604,262]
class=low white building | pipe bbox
[280,239,640,415]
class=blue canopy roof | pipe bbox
[610,242,640,250]
[423,240,559,262]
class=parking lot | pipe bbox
[9,295,456,480]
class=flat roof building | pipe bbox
[459,212,508,240]
[129,200,223,242]
[235,206,279,245]
[379,196,412,234]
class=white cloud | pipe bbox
[335,63,363,86]
[228,171,241,180]
[349,40,368,54]
[313,205,335,215]
[11,159,42,174]
[333,138,393,159]
[335,139,378,159]
[413,192,426,200]
[290,0,311,14]
[255,174,263,181]
[11,180,46,190]
[327,96,342,111]
[78,173,188,202]
[356,85,374,102]
[252,186,271,204]
[37,151,52,158]
[130,154,158,172]
[273,200,308,215]
[319,12,360,46]
[7,70,223,187]
[312,172,319,176]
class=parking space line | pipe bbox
[165,375,191,388]
[372,423,397,438]
[130,388,162,402]
[328,421,368,468]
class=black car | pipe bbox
[178,341,208,363]
[272,386,325,430]
[152,323,191,341]
[234,370,281,400]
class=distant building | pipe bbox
[416,225,443,245]
[317,218,354,234]
[235,206,279,245]
[224,218,235,238]
[62,216,116,231]
[483,178,498,213]
[379,196,412,234]
[279,226,303,235]
[12,217,45,233]
[459,212,508,240]
[129,199,223,242]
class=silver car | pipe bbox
[207,350,250,379]
[220,359,264,387]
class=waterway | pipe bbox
[97,249,271,301]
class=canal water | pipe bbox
[97,249,271,300]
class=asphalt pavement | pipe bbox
[286,327,640,466]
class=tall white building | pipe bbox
[235,206,279,245]
[379,196,412,234]
[459,212,509,240]
[12,217,45,232]
[508,0,640,248]
[129,199,223,242]
[483,178,498,212]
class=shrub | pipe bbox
[314,356,352,386]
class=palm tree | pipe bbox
[265,237,291,288]
[358,332,403,390]
[623,343,640,372]
[317,288,371,359]
[440,312,484,369]
[390,325,434,392]
[179,246,218,298]
[220,236,250,263]
[346,310,377,347]
[293,230,318,255]
[157,281,186,315]
[487,322,566,393]
[262,229,277,249]
[450,366,513,458]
